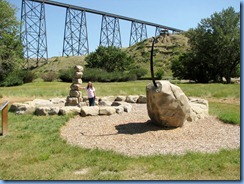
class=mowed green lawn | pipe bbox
[0,81,240,180]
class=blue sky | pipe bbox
[7,0,241,58]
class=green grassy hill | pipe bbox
[30,33,188,79]
[31,56,86,77]
[125,33,189,77]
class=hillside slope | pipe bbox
[31,33,189,78]
[125,33,189,77]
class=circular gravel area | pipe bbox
[60,104,240,157]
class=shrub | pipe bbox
[124,73,137,81]
[129,68,147,79]
[59,68,74,82]
[23,71,36,83]
[155,68,164,80]
[1,70,24,86]
[82,68,137,82]
[83,68,104,82]
[41,72,57,82]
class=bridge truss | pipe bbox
[21,0,183,65]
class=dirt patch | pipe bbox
[60,104,240,157]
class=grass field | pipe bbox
[0,81,240,180]
[0,80,240,99]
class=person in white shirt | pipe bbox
[81,81,96,106]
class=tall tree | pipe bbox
[0,0,23,82]
[85,46,135,72]
[172,7,240,83]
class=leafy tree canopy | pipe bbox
[85,46,135,73]
[171,7,240,83]
[0,0,24,85]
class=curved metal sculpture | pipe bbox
[150,37,157,88]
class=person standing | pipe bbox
[84,81,96,106]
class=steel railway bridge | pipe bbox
[21,0,184,65]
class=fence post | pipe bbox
[0,101,9,136]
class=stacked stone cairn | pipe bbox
[65,65,84,106]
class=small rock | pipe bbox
[137,95,147,103]
[115,106,124,114]
[125,95,139,103]
[74,65,84,72]
[115,96,126,101]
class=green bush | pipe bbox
[41,72,57,82]
[0,69,36,87]
[82,68,137,82]
[1,70,24,86]
[124,73,137,81]
[155,68,164,79]
[23,71,36,83]
[129,68,147,79]
[59,68,74,82]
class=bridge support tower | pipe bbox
[21,0,48,67]
[99,15,122,48]
[129,22,147,46]
[62,8,89,56]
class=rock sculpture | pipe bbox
[146,80,191,128]
[65,65,84,106]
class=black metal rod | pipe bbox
[150,37,157,88]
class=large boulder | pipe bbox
[49,98,66,105]
[32,99,53,107]
[99,106,116,115]
[98,100,113,106]
[9,102,35,114]
[80,106,99,117]
[146,80,191,128]
[35,107,59,116]
[59,106,81,115]
[188,97,209,122]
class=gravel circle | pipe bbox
[60,104,240,157]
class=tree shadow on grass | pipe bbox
[115,120,177,135]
